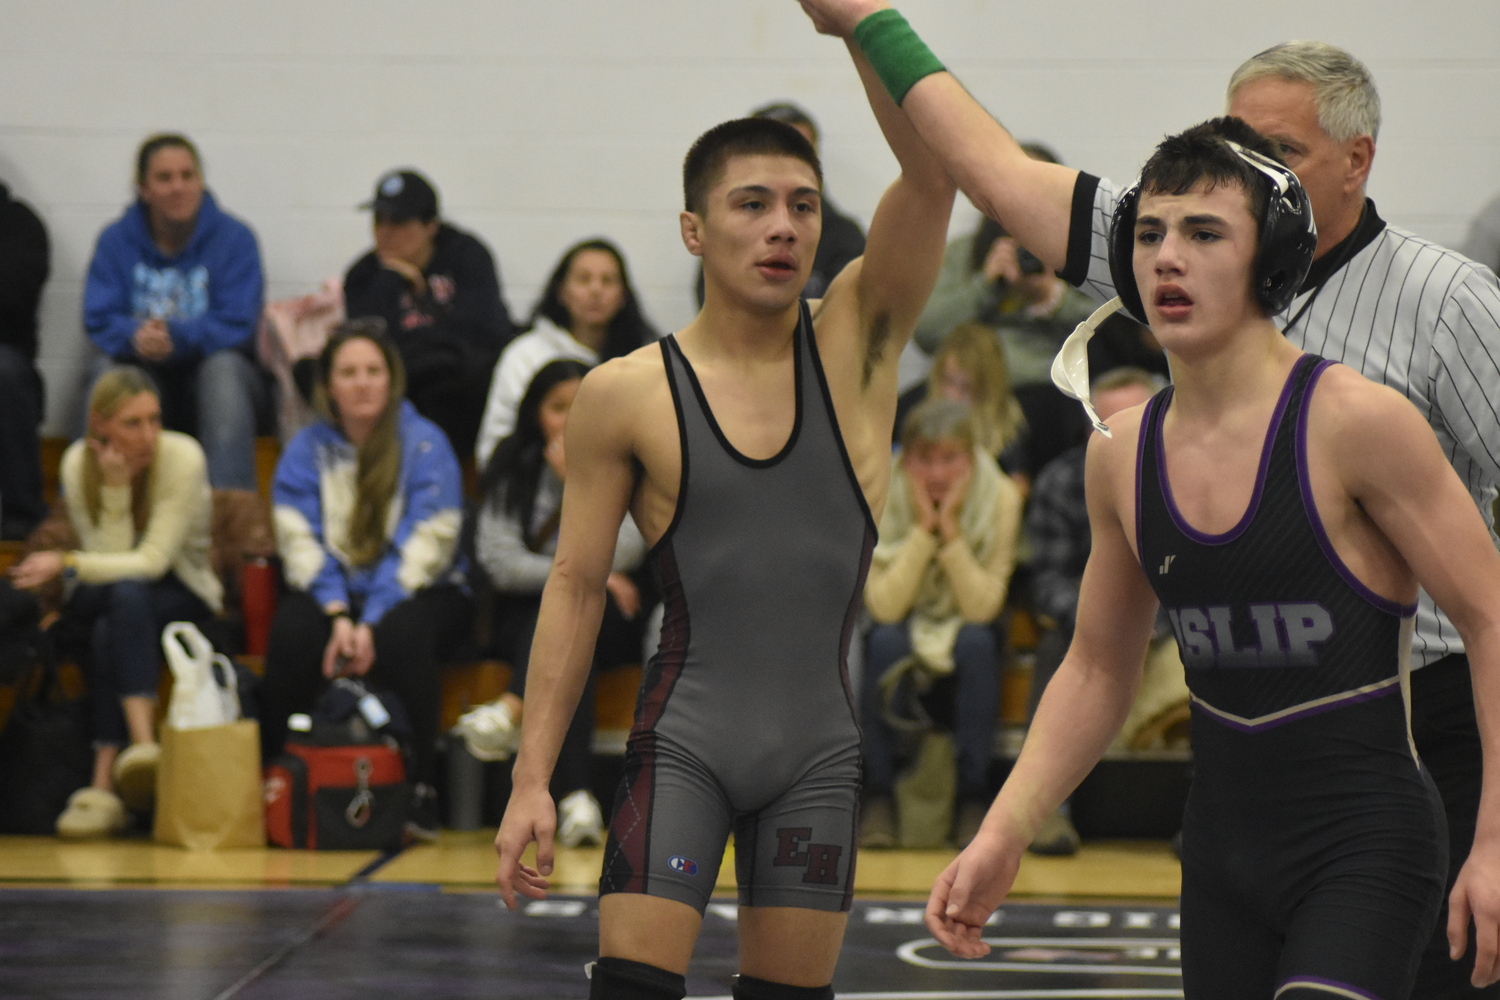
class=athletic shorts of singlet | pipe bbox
[599,305,874,914]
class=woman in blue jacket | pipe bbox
[82,133,267,490]
[260,319,471,840]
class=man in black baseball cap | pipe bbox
[343,168,514,458]
[360,169,439,222]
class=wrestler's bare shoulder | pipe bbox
[1086,401,1149,513]
[573,342,673,429]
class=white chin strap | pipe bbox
[1050,296,1125,438]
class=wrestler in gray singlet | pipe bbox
[600,302,874,913]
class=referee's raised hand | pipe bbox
[797,0,889,37]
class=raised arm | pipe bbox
[800,0,1079,271]
[493,362,636,909]
[836,38,957,361]
[925,425,1158,956]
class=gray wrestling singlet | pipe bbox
[600,302,875,913]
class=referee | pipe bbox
[797,1,1500,994]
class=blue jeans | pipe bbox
[860,621,999,799]
[83,349,268,490]
[0,344,46,536]
[68,575,212,747]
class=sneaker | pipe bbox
[1028,808,1081,856]
[859,793,897,849]
[404,783,441,844]
[56,787,128,839]
[557,789,605,848]
[953,798,989,849]
[453,699,519,762]
[111,742,160,812]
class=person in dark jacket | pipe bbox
[343,169,514,460]
[0,180,50,539]
[82,133,269,492]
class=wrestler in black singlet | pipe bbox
[1137,354,1446,999]
[600,303,874,914]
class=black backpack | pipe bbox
[0,584,93,834]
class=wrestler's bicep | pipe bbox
[1071,433,1158,677]
[553,369,639,586]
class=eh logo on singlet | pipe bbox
[773,828,842,885]
[1168,602,1334,668]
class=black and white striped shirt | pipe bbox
[1063,173,1500,667]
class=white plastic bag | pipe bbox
[162,622,241,730]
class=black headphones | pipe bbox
[1107,141,1318,323]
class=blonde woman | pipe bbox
[260,319,470,840]
[10,366,221,837]
[925,323,1028,488]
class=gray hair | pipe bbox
[900,398,977,453]
[1227,41,1381,143]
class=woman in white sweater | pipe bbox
[10,366,220,837]
[472,238,656,467]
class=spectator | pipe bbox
[904,322,1025,485]
[474,238,655,466]
[82,133,268,491]
[343,169,514,461]
[912,143,1062,353]
[9,367,221,837]
[693,101,867,305]
[1460,190,1500,276]
[1023,367,1166,856]
[908,157,1163,486]
[260,320,471,841]
[861,398,1022,849]
[0,180,51,539]
[458,359,648,847]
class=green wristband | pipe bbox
[853,8,946,106]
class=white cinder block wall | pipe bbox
[3,0,1497,434]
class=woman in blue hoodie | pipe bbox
[82,133,267,490]
[260,319,471,840]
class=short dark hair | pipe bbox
[135,133,201,187]
[682,118,822,216]
[1137,116,1284,226]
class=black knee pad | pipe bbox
[731,975,834,1000]
[588,957,686,1000]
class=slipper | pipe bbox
[56,787,127,839]
[112,742,161,812]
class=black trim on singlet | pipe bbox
[1061,172,1102,288]
[669,322,805,470]
[802,303,878,535]
[645,338,693,563]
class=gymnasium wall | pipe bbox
[3,0,1496,433]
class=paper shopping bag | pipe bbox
[153,719,265,849]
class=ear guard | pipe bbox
[1049,297,1126,438]
[1106,140,1318,324]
